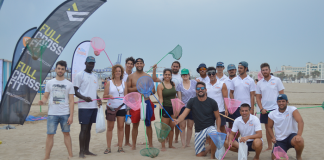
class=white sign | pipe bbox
[72,41,90,84]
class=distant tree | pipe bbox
[312,70,321,79]
[292,75,296,81]
[297,72,303,80]
[277,72,285,81]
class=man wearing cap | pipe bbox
[256,63,285,152]
[216,62,228,82]
[229,61,256,117]
[152,61,182,87]
[74,56,102,158]
[267,94,304,160]
[225,64,237,127]
[126,58,156,150]
[206,67,228,133]
[225,103,263,160]
[196,63,210,84]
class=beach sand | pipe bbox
[0,83,323,160]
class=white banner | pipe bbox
[0,59,3,101]
[71,41,90,84]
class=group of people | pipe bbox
[39,56,305,160]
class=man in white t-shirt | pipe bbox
[74,56,102,158]
[230,61,256,118]
[268,94,304,160]
[216,62,228,82]
[195,63,210,83]
[225,64,237,126]
[256,63,285,152]
[152,61,182,87]
[38,60,75,160]
[226,103,263,160]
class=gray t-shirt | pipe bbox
[176,80,197,106]
[186,97,218,132]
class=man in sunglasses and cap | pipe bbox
[175,81,221,158]
[195,63,210,83]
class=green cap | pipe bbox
[181,68,189,75]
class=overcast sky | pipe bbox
[0,0,323,76]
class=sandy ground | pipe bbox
[0,83,324,160]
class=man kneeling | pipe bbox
[225,103,263,160]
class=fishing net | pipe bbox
[224,98,241,114]
[140,147,160,158]
[225,127,232,134]
[154,122,171,143]
[209,132,227,149]
[273,146,289,160]
[136,76,154,98]
[26,38,49,60]
[90,37,105,56]
[123,92,142,111]
[168,45,182,60]
[171,98,185,117]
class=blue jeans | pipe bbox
[47,115,70,134]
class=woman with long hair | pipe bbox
[103,64,128,153]
[157,68,177,151]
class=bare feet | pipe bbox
[253,156,259,160]
[186,144,191,147]
[169,146,176,149]
[174,139,179,143]
[68,156,73,160]
[262,147,272,152]
[137,142,145,145]
[125,143,132,147]
[182,145,186,149]
[296,156,302,160]
[161,147,166,151]
[132,145,136,150]
[79,152,85,158]
[84,151,97,156]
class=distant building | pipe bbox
[281,62,324,79]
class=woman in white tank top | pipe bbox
[103,65,128,153]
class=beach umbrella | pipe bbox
[90,37,113,66]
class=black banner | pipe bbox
[0,0,106,124]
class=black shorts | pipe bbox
[179,107,193,120]
[219,111,227,126]
[105,109,127,117]
[272,133,297,153]
[227,107,241,123]
[260,109,275,124]
[160,106,173,118]
[79,109,97,124]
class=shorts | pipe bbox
[129,99,155,124]
[194,126,217,155]
[105,109,126,117]
[219,111,226,126]
[234,139,258,151]
[79,109,97,124]
[47,115,70,134]
[160,106,173,118]
[260,109,275,124]
[179,107,193,120]
[272,133,297,153]
[227,107,241,123]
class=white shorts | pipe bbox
[194,126,217,154]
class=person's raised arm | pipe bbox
[292,109,304,141]
[152,64,162,82]
[222,83,228,116]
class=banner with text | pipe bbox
[71,41,90,83]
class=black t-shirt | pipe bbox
[186,97,218,132]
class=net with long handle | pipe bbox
[273,146,289,160]
[123,92,142,111]
[224,98,241,114]
[90,37,113,66]
[168,44,182,60]
[26,38,49,60]
[154,122,171,143]
[171,98,185,117]
[136,76,154,98]
[209,132,227,149]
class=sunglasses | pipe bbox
[199,68,206,71]
[196,87,205,90]
[207,71,216,76]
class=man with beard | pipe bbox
[268,94,304,160]
[229,61,256,117]
[175,82,221,158]
[256,63,284,152]
[126,58,156,150]
[74,56,102,158]
[195,63,210,83]
[225,103,263,160]
[225,64,237,128]
[39,60,75,160]
[215,62,228,82]
[152,61,182,87]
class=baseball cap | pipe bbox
[196,63,207,73]
[239,61,249,72]
[277,94,288,101]
[135,58,144,63]
[181,68,189,75]
[86,56,96,63]
[227,64,236,71]
[216,62,224,67]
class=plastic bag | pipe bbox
[238,138,248,160]
[125,115,132,125]
[140,96,146,121]
[96,106,106,133]
[215,146,225,160]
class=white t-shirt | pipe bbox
[224,77,235,99]
[107,80,126,109]
[268,106,298,141]
[196,76,210,84]
[45,79,75,115]
[232,115,262,142]
[206,81,226,112]
[74,71,99,109]
[216,74,228,82]
[123,71,133,82]
[229,75,256,106]
[159,73,182,87]
[256,76,285,110]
